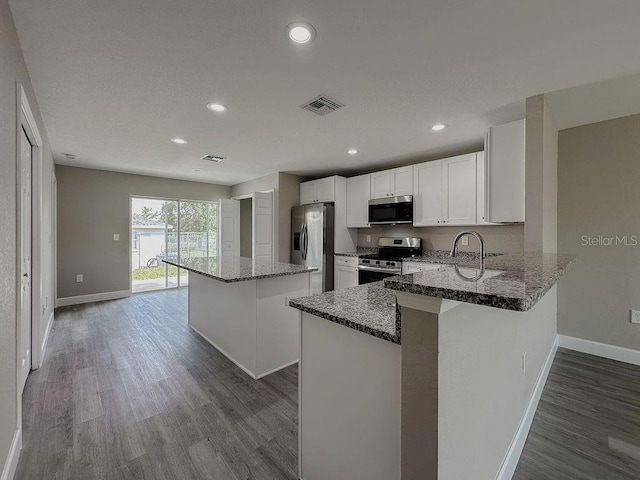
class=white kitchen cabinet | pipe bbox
[413,160,442,226]
[370,166,413,199]
[441,153,477,225]
[485,119,525,223]
[476,152,497,225]
[402,262,441,274]
[300,176,336,205]
[346,174,371,228]
[413,154,478,227]
[334,256,358,290]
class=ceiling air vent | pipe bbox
[200,154,225,162]
[300,95,344,116]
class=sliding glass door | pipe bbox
[131,197,218,293]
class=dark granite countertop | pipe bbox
[289,281,400,344]
[163,257,316,283]
[334,247,378,257]
[384,253,576,311]
[402,250,501,264]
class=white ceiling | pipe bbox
[9,0,640,186]
[546,72,640,130]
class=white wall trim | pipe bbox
[1,429,22,480]
[56,289,131,308]
[37,311,54,369]
[495,335,558,480]
[188,324,258,379]
[559,335,640,366]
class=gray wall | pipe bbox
[357,225,524,254]
[56,166,230,299]
[0,0,55,470]
[240,198,253,258]
[558,113,640,350]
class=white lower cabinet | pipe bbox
[334,256,358,290]
[402,261,441,275]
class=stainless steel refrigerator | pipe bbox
[291,204,335,294]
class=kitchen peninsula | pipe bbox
[289,252,575,480]
[165,256,315,379]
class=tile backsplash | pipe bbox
[357,224,524,254]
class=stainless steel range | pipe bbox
[358,237,422,285]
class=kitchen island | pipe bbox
[289,252,575,480]
[165,257,315,379]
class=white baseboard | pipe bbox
[188,324,259,379]
[255,359,299,379]
[558,335,640,366]
[495,335,558,480]
[55,289,131,307]
[1,429,22,480]
[37,311,54,369]
[188,324,298,380]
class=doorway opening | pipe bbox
[130,196,218,293]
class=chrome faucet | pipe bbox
[450,231,487,261]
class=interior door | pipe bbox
[252,192,274,262]
[218,199,240,257]
[20,127,32,391]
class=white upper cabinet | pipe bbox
[441,154,477,225]
[300,177,336,205]
[413,154,478,227]
[346,174,371,228]
[300,182,315,206]
[413,160,442,226]
[485,119,525,223]
[476,152,497,225]
[370,166,413,199]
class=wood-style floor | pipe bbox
[15,289,298,480]
[16,289,640,479]
[514,348,640,480]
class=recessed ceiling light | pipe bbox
[62,153,77,160]
[431,123,448,131]
[192,168,202,172]
[287,22,316,44]
[206,103,227,113]
[347,149,359,155]
[171,138,188,144]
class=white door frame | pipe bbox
[15,84,43,436]
[231,189,276,261]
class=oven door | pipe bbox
[368,196,413,225]
[358,266,401,285]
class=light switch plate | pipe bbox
[461,236,469,246]
[631,310,640,324]
[113,233,120,241]
[76,274,83,283]
[366,235,371,243]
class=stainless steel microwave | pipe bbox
[368,195,413,225]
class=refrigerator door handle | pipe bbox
[301,224,307,261]
[303,224,309,261]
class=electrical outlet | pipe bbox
[113,233,120,241]
[76,274,83,283]
[522,351,527,375]
[366,235,372,243]
[631,310,640,324]
[461,236,469,246]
